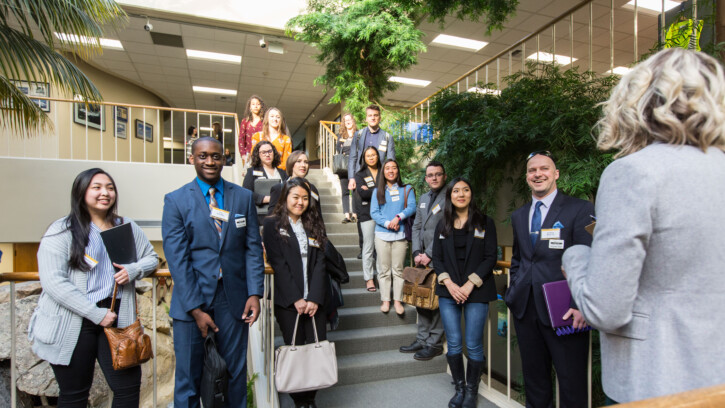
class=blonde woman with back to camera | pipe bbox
[561,48,725,404]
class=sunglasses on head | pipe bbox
[526,150,553,162]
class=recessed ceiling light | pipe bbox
[54,32,124,50]
[526,51,578,65]
[186,49,242,64]
[624,0,681,14]
[431,34,488,52]
[192,86,237,96]
[606,66,632,76]
[467,87,501,95]
[389,76,431,87]
[199,126,233,133]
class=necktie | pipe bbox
[530,201,544,248]
[208,187,222,239]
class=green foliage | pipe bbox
[246,372,258,408]
[0,0,127,131]
[399,0,518,34]
[424,63,618,218]
[380,109,427,194]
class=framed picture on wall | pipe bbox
[74,102,105,131]
[135,119,153,142]
[114,106,128,139]
[10,80,51,112]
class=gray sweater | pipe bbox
[29,217,158,365]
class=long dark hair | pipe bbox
[440,177,486,238]
[243,95,266,122]
[65,168,122,271]
[251,140,281,168]
[376,159,404,205]
[271,177,327,247]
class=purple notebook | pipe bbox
[541,280,592,336]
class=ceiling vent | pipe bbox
[216,95,234,102]
[150,32,184,48]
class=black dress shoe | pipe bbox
[399,340,425,353]
[357,251,363,259]
[414,345,443,361]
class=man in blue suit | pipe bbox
[162,137,264,408]
[505,151,593,408]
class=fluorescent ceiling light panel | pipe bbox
[200,127,233,133]
[467,87,501,95]
[526,51,577,65]
[389,76,431,87]
[624,0,681,13]
[192,86,237,96]
[431,34,488,51]
[54,32,124,50]
[186,49,242,64]
[606,66,632,76]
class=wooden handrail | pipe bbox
[496,260,511,269]
[615,384,725,407]
[0,266,272,283]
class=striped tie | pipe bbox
[209,187,222,238]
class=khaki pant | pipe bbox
[374,237,408,302]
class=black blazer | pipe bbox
[262,216,328,309]
[242,166,288,206]
[268,181,322,218]
[432,215,498,303]
[354,167,380,222]
[505,192,594,325]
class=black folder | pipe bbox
[100,222,137,269]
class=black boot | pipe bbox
[462,358,484,408]
[446,354,466,408]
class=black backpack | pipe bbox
[200,332,229,408]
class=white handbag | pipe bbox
[274,314,338,393]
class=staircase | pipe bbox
[276,169,451,407]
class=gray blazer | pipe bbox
[29,218,158,365]
[411,189,446,258]
[563,143,725,403]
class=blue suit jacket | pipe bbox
[162,179,265,321]
[505,192,594,325]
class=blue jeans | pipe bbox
[438,297,489,362]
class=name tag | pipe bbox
[390,189,399,196]
[308,238,320,248]
[235,217,246,228]
[474,229,486,239]
[549,239,565,249]
[364,176,373,183]
[311,192,319,201]
[279,228,290,237]
[367,181,375,187]
[379,145,387,152]
[84,254,98,269]
[541,228,560,240]
[420,202,426,209]
[253,170,263,177]
[362,201,369,206]
[391,196,400,202]
[439,234,445,239]
[431,204,441,214]
[210,207,229,222]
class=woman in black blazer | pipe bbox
[432,177,497,408]
[268,151,322,218]
[262,178,329,408]
[242,141,288,206]
[354,146,381,292]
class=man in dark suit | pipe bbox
[346,104,395,191]
[505,151,593,408]
[399,161,447,360]
[162,137,265,408]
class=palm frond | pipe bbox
[0,74,50,131]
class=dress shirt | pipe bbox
[264,167,282,180]
[288,216,309,299]
[528,189,558,233]
[196,177,225,210]
[86,222,120,303]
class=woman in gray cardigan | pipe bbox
[29,168,158,407]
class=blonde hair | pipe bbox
[596,48,725,158]
[261,107,288,141]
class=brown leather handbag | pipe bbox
[104,283,154,370]
[401,266,439,310]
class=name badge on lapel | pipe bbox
[431,204,441,214]
[541,229,560,240]
[234,214,246,228]
[364,176,373,183]
[420,202,426,209]
[84,254,98,269]
[210,207,229,222]
[474,229,486,239]
[367,181,375,187]
[390,189,399,196]
[379,140,388,152]
[548,239,565,249]
[279,228,290,237]
[253,170,264,177]
[311,191,319,201]
[391,196,400,202]
[308,238,320,248]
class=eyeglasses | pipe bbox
[426,172,444,178]
[259,150,274,155]
[526,150,553,162]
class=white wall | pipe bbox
[0,157,234,242]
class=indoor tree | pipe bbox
[0,0,126,131]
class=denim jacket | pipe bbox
[370,183,416,240]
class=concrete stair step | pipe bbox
[336,349,448,386]
[326,223,359,234]
[321,203,343,213]
[329,244,361,258]
[336,305,416,330]
[340,287,383,308]
[327,233,360,246]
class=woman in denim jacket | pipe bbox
[370,159,416,315]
